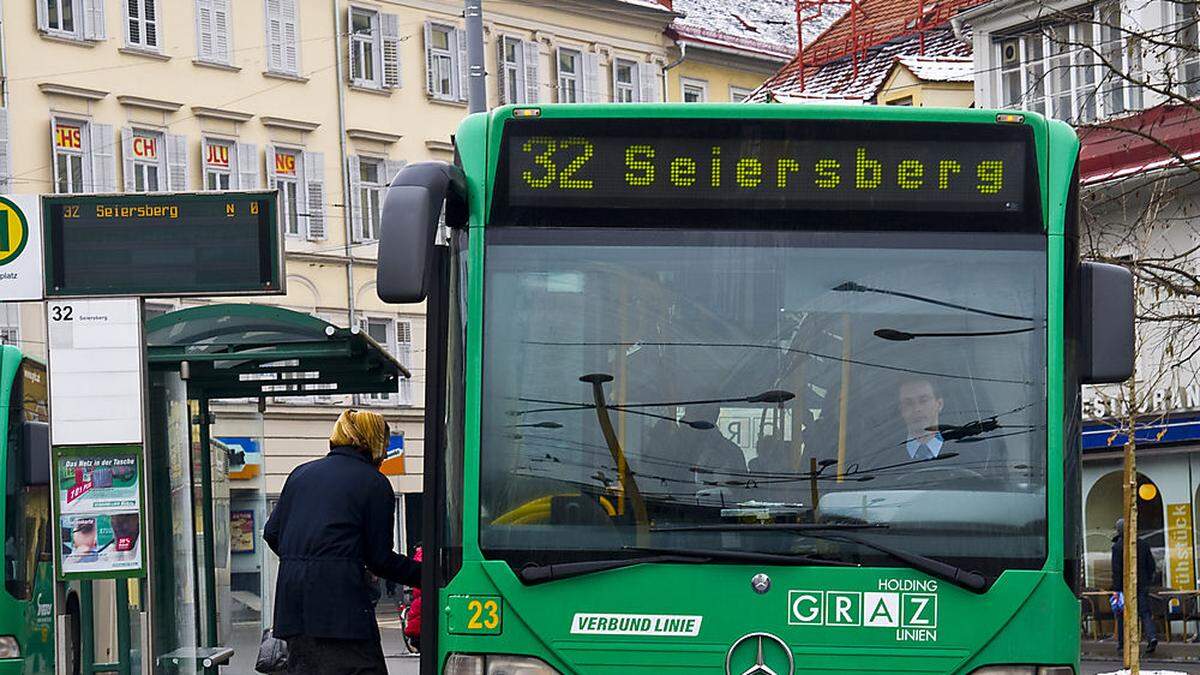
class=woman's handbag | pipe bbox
[255,628,289,673]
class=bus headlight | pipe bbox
[0,636,20,658]
[445,653,560,675]
[969,662,1075,667]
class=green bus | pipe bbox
[0,345,56,674]
[377,105,1135,674]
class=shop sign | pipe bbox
[1086,383,1200,419]
[1168,503,1195,589]
[54,125,82,151]
[274,152,297,176]
[131,135,158,161]
[205,142,231,169]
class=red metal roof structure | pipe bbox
[1078,104,1200,185]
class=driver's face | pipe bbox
[899,381,943,439]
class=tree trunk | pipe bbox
[1123,376,1140,673]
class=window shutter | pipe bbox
[347,155,364,242]
[523,40,540,104]
[583,51,601,103]
[397,320,412,405]
[639,61,661,103]
[49,119,62,192]
[496,38,509,105]
[384,159,406,187]
[91,123,116,192]
[381,13,401,89]
[144,0,159,48]
[265,0,283,71]
[196,0,214,61]
[0,109,10,193]
[83,0,106,39]
[121,127,135,192]
[213,0,230,63]
[281,0,298,74]
[346,7,357,83]
[265,143,277,189]
[37,0,49,32]
[456,28,469,102]
[166,133,188,191]
[423,21,435,96]
[236,142,258,189]
[611,60,621,102]
[303,151,326,241]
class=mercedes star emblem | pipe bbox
[751,573,771,594]
[725,632,794,675]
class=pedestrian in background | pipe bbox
[1111,517,1158,655]
[403,545,423,653]
[265,409,421,675]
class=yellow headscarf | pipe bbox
[330,409,390,464]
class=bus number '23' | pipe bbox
[521,137,594,190]
[466,599,500,631]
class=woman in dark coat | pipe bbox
[264,409,421,674]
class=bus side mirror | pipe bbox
[1081,261,1134,385]
[22,421,49,486]
[377,161,465,304]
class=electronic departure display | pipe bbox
[501,118,1031,213]
[43,191,282,297]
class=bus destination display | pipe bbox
[43,191,281,297]
[504,121,1028,212]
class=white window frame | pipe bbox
[993,3,1142,124]
[195,0,232,66]
[1176,0,1200,97]
[681,77,708,103]
[130,130,163,193]
[613,57,637,103]
[203,137,234,191]
[359,316,398,405]
[500,35,524,104]
[0,304,20,347]
[729,85,754,102]
[124,0,160,51]
[273,147,304,238]
[427,22,458,101]
[43,0,79,37]
[349,6,381,88]
[52,118,90,195]
[557,46,582,103]
[265,0,301,76]
[358,156,385,242]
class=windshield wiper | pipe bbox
[518,546,855,585]
[649,523,988,593]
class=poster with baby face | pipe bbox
[54,446,145,578]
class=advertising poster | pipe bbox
[230,510,255,553]
[53,445,145,579]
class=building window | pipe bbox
[613,58,637,102]
[46,0,75,34]
[501,36,523,104]
[558,47,581,103]
[886,95,914,106]
[729,85,754,102]
[426,23,457,100]
[273,149,301,237]
[350,7,378,85]
[53,120,87,194]
[359,317,412,406]
[0,304,19,346]
[681,78,707,102]
[361,317,395,404]
[126,0,160,50]
[203,139,233,190]
[195,0,232,65]
[129,132,161,192]
[265,0,300,75]
[994,3,1141,123]
[359,158,384,242]
[1177,1,1200,97]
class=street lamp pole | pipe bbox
[465,0,488,113]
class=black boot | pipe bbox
[1145,637,1158,655]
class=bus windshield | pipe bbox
[479,227,1047,577]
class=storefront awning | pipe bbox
[145,304,409,399]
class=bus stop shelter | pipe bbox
[76,304,408,675]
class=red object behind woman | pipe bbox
[403,547,422,648]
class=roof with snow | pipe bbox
[895,55,974,82]
[614,0,675,12]
[669,0,844,60]
[754,0,985,101]
[756,27,970,101]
